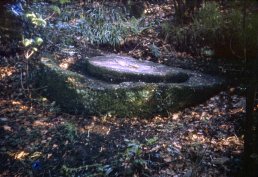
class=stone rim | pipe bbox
[85,54,189,83]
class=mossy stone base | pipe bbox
[38,55,224,117]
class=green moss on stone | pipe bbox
[37,55,224,117]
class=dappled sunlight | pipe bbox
[11,100,30,111]
[219,136,243,148]
[59,56,76,70]
[67,77,76,84]
[82,124,111,136]
[13,150,29,160]
[0,66,16,80]
[33,120,52,128]
[145,2,172,17]
[0,89,246,176]
[1,100,26,116]
[0,99,33,114]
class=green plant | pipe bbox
[125,140,143,160]
[149,43,161,58]
[62,163,112,176]
[194,2,222,31]
[49,0,71,4]
[61,137,159,176]
[163,1,258,59]
[81,5,149,46]
[61,122,77,141]
[145,136,158,146]
[22,12,46,59]
[50,5,61,15]
[172,0,203,21]
[121,139,152,176]
[26,12,47,27]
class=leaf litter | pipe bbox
[0,1,246,176]
[0,58,245,176]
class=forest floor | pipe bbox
[0,1,247,177]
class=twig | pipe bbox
[20,72,26,91]
[20,72,47,91]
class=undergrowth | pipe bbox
[80,4,150,47]
[61,138,159,177]
[161,1,258,59]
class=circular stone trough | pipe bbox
[85,55,189,83]
[38,54,224,117]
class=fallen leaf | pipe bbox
[3,125,12,131]
[0,117,8,122]
[163,156,172,163]
[15,151,29,160]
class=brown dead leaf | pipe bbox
[15,151,29,160]
[3,125,12,132]
[163,156,172,163]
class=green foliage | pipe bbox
[149,43,161,58]
[81,5,149,46]
[59,0,70,4]
[50,5,61,15]
[49,0,70,4]
[35,37,44,46]
[125,140,143,159]
[22,12,46,58]
[122,139,148,175]
[61,137,159,176]
[194,2,222,32]
[26,12,47,27]
[22,38,33,47]
[22,37,43,47]
[62,163,106,176]
[121,137,159,175]
[145,136,158,146]
[162,1,258,59]
[61,122,77,141]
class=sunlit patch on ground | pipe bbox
[0,66,16,80]
[0,72,245,177]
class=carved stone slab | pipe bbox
[38,54,224,117]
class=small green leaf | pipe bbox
[50,5,61,15]
[35,37,43,46]
[22,38,33,47]
[26,13,36,19]
[32,47,38,52]
[59,0,70,4]
[146,136,158,145]
[32,18,47,27]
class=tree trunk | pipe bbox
[243,39,258,177]
[243,0,258,175]
[244,63,257,176]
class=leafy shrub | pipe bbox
[172,0,204,21]
[59,122,77,141]
[149,43,161,58]
[81,5,149,46]
[162,1,258,59]
[194,1,223,32]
